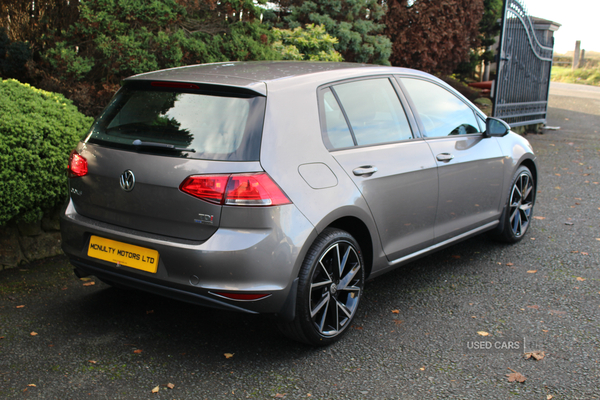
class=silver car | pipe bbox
[60,61,536,345]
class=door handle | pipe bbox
[352,166,378,177]
[436,153,454,162]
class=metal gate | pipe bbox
[492,0,555,127]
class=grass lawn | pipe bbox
[551,65,600,86]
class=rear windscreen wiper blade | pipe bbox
[132,139,195,152]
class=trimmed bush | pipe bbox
[0,79,93,225]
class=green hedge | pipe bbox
[0,79,93,225]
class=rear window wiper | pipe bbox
[132,139,195,152]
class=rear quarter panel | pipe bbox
[258,73,387,274]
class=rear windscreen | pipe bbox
[85,83,266,161]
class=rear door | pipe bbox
[397,77,505,242]
[320,77,439,261]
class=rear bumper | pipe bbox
[60,198,316,318]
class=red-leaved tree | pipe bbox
[384,0,484,74]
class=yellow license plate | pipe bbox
[87,236,160,273]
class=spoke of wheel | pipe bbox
[335,298,353,319]
[512,209,521,234]
[311,260,333,291]
[520,203,532,211]
[513,184,522,200]
[334,244,341,280]
[311,292,330,319]
[334,297,340,332]
[510,207,519,226]
[339,245,351,278]
[522,180,532,199]
[338,263,360,291]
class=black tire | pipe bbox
[493,166,535,243]
[278,228,365,346]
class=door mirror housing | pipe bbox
[484,117,510,137]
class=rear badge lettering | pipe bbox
[195,214,214,225]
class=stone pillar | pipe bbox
[579,49,586,68]
[572,40,581,70]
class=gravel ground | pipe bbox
[1,83,599,399]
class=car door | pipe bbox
[320,77,439,261]
[397,77,505,242]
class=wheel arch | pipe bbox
[326,216,374,280]
[520,157,538,193]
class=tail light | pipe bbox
[68,150,88,177]
[180,173,291,206]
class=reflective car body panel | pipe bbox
[60,61,537,320]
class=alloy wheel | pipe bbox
[509,171,534,237]
[309,240,363,337]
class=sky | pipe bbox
[523,0,600,54]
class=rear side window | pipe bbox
[86,83,266,161]
[320,78,413,150]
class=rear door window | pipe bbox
[320,78,413,149]
[86,82,266,161]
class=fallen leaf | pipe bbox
[30,332,38,336]
[0,336,4,339]
[16,305,25,308]
[88,360,97,364]
[506,368,527,383]
[394,320,404,326]
[275,393,285,398]
[167,383,175,389]
[581,252,588,256]
[28,384,36,387]
[547,395,553,400]
[134,349,143,354]
[151,385,159,393]
[83,281,95,286]
[419,367,425,371]
[79,277,92,281]
[533,216,545,220]
[527,270,537,274]
[506,262,514,266]
[451,255,461,259]
[576,277,586,281]
[524,351,545,360]
[477,331,490,336]
[224,353,234,359]
[391,309,400,314]
[146,310,154,314]
[530,238,536,240]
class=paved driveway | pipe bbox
[1,82,599,399]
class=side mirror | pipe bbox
[484,117,510,137]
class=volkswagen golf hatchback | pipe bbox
[61,61,537,345]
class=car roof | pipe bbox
[125,61,430,96]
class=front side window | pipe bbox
[400,78,480,138]
[86,83,266,161]
[320,78,413,149]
